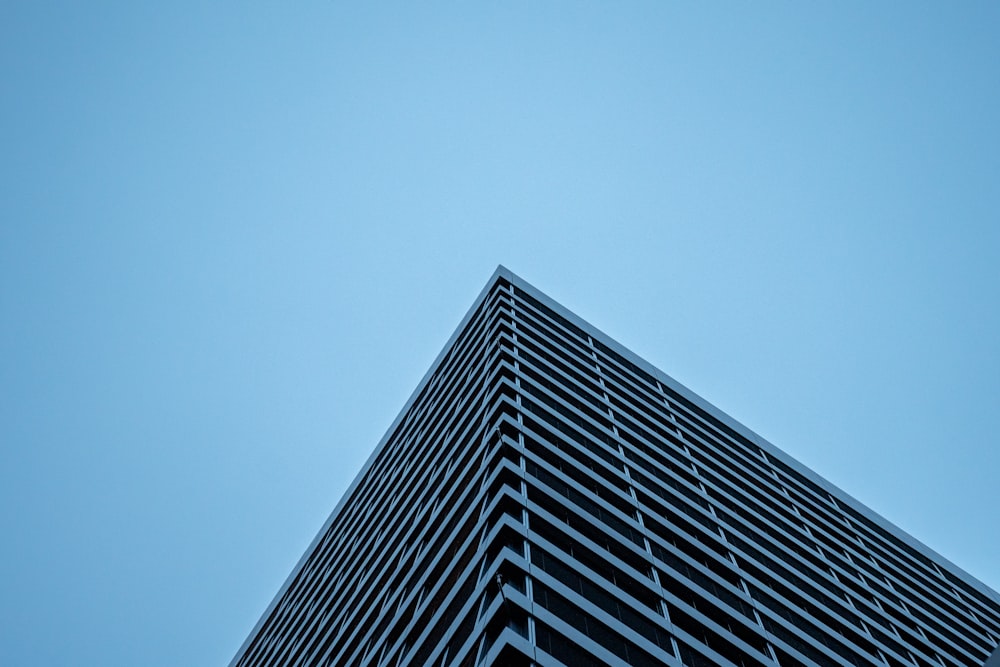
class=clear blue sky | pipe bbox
[2,3,998,665]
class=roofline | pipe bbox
[231,264,998,664]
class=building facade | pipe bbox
[231,267,1000,667]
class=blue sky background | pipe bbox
[2,3,999,665]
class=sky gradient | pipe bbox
[2,4,999,665]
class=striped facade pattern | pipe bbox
[231,267,1000,667]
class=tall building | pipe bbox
[230,267,1000,667]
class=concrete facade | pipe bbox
[231,267,1000,666]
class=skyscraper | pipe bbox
[230,266,1000,667]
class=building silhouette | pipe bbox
[231,266,1000,667]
